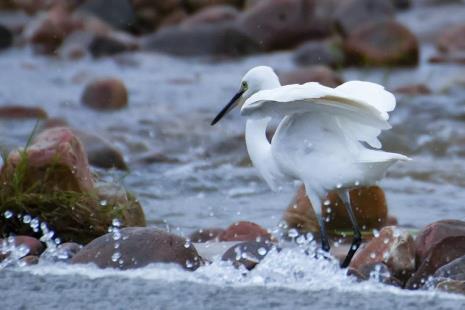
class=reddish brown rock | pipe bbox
[0,105,48,119]
[237,0,331,51]
[344,20,419,67]
[183,0,243,12]
[221,240,273,270]
[348,263,403,287]
[181,5,239,27]
[436,24,465,54]
[334,0,395,35]
[0,236,44,261]
[81,78,128,110]
[349,226,415,282]
[219,221,272,242]
[279,66,343,87]
[19,255,40,266]
[189,228,225,243]
[1,127,94,193]
[406,236,465,289]
[436,280,465,295]
[283,185,389,235]
[434,255,465,282]
[395,84,431,96]
[41,242,83,262]
[72,227,203,270]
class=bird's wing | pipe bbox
[242,81,396,148]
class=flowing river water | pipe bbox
[1,5,465,308]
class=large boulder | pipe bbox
[81,78,129,110]
[333,0,395,35]
[142,23,261,57]
[344,20,419,67]
[283,185,389,235]
[72,227,203,270]
[349,226,415,283]
[0,105,48,119]
[279,66,343,87]
[236,0,331,51]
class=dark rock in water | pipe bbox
[395,84,432,96]
[293,39,345,68]
[222,240,273,270]
[349,226,415,283]
[283,185,389,236]
[406,236,465,289]
[41,242,83,263]
[436,280,465,295]
[88,33,138,58]
[334,0,395,35]
[142,23,261,57]
[189,228,225,243]
[219,221,272,242]
[0,24,13,50]
[181,5,239,27]
[279,66,343,87]
[414,220,465,264]
[0,105,48,119]
[344,20,419,67]
[348,263,403,287]
[81,78,128,110]
[74,130,128,170]
[434,255,465,282]
[19,255,40,266]
[72,227,203,270]
[236,0,331,51]
[78,0,136,30]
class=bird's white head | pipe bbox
[211,66,280,125]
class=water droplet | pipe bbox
[336,183,342,189]
[288,229,299,238]
[323,200,330,206]
[30,218,40,232]
[100,200,108,207]
[383,238,389,244]
[22,215,31,224]
[112,219,121,227]
[257,247,267,256]
[372,229,380,238]
[3,210,13,219]
[112,230,121,241]
[184,240,191,248]
[326,207,332,213]
[111,252,121,262]
[370,252,376,259]
[185,260,193,268]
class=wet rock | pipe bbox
[406,236,465,289]
[293,39,345,68]
[219,221,272,242]
[349,226,415,283]
[283,185,389,235]
[142,23,261,57]
[74,130,127,170]
[436,280,465,295]
[237,0,331,51]
[1,127,94,193]
[41,242,83,263]
[88,33,138,58]
[414,220,465,264]
[0,105,48,119]
[0,24,13,50]
[189,228,225,243]
[334,0,395,35]
[72,227,203,270]
[181,5,239,28]
[344,20,419,67]
[283,185,320,234]
[19,255,40,266]
[24,5,80,54]
[431,23,465,64]
[0,236,45,260]
[395,84,431,96]
[279,65,343,87]
[434,255,465,282]
[78,0,136,30]
[81,78,128,110]
[221,240,273,270]
[348,263,403,287]
[183,0,243,12]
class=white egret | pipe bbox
[211,66,410,268]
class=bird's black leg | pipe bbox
[316,213,331,253]
[338,190,362,268]
[305,188,330,255]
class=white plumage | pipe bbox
[211,65,410,267]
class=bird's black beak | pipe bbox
[211,90,244,126]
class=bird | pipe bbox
[210,66,410,268]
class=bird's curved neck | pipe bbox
[245,117,279,190]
